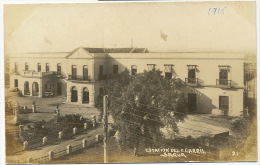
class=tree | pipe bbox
[95,69,187,149]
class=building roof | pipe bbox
[83,47,149,53]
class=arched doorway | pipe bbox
[24,81,30,95]
[32,82,39,96]
[71,86,78,102]
[82,87,89,104]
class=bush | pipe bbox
[230,116,250,138]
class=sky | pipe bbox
[4,1,256,56]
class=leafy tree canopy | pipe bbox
[95,69,187,148]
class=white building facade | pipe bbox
[9,47,245,116]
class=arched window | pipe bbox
[131,65,137,75]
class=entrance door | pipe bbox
[219,96,229,115]
[83,87,89,103]
[57,83,62,95]
[71,87,78,102]
[188,93,197,112]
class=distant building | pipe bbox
[9,47,248,116]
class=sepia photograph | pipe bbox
[3,1,258,164]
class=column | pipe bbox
[89,92,94,106]
[29,81,33,96]
[78,90,82,104]
[39,80,45,98]
[67,87,71,103]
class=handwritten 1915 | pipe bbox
[208,7,227,15]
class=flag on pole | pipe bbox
[160,31,168,41]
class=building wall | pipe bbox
[104,53,244,87]
[9,51,245,116]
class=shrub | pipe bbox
[230,116,250,138]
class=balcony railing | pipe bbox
[98,74,112,80]
[22,71,54,77]
[216,79,232,86]
[68,75,92,82]
[54,71,66,77]
[185,78,199,85]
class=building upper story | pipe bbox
[9,47,245,88]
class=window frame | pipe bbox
[37,63,41,72]
[46,63,50,72]
[131,65,137,75]
[113,65,119,74]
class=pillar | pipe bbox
[43,136,48,145]
[73,127,77,135]
[19,125,24,132]
[29,82,33,96]
[84,122,88,130]
[67,88,71,103]
[23,141,28,150]
[32,105,36,113]
[78,91,82,104]
[95,134,101,142]
[59,131,63,139]
[89,92,94,106]
[82,139,87,148]
[67,145,72,155]
[39,79,45,98]
[28,158,33,163]
[49,151,54,161]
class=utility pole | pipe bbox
[103,95,108,163]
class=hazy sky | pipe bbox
[4,2,256,55]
